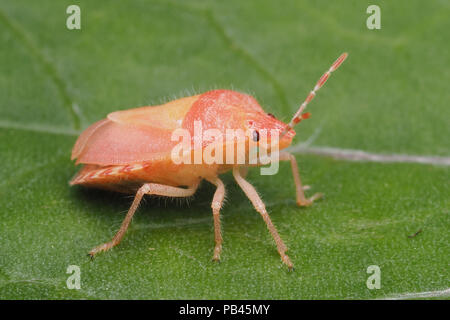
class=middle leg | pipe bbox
[206,177,226,262]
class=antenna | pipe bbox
[280,52,348,138]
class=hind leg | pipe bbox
[89,182,199,257]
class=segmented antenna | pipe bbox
[281,52,348,137]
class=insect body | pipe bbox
[71,53,348,270]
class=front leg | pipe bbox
[279,151,322,206]
[247,151,322,207]
[233,167,293,270]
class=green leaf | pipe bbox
[0,0,448,299]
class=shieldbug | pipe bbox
[71,53,348,270]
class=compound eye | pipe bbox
[252,130,260,142]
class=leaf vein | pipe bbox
[0,8,82,130]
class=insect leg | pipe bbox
[206,177,226,262]
[279,151,323,206]
[239,166,249,178]
[89,182,199,258]
[232,167,293,270]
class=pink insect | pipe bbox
[71,53,348,270]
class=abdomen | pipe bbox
[70,159,220,193]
